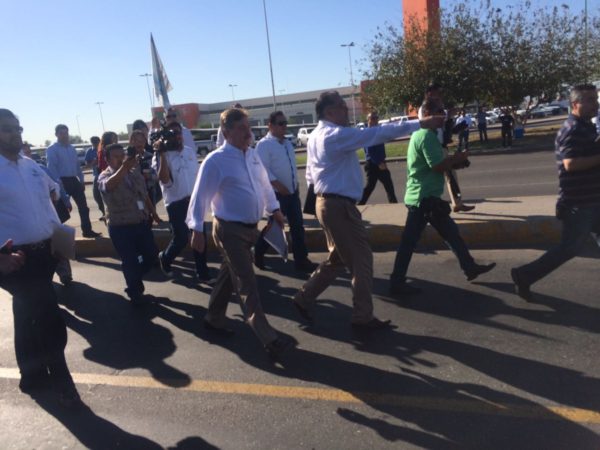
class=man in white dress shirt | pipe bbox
[0,109,80,407]
[292,91,444,329]
[187,108,293,359]
[165,108,196,152]
[254,111,316,272]
[152,121,213,283]
[46,124,101,238]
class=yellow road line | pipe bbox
[1,368,598,424]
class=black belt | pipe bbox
[11,238,52,253]
[317,193,357,204]
[215,217,257,229]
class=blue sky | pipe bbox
[2,0,591,145]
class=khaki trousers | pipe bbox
[205,219,278,346]
[297,196,374,323]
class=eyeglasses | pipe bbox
[0,125,23,134]
[276,120,288,126]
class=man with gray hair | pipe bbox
[292,90,444,330]
[512,84,600,301]
[187,108,293,359]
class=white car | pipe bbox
[296,127,314,147]
[486,111,499,125]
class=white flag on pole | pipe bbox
[150,33,172,110]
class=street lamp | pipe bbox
[228,83,238,102]
[95,102,105,132]
[262,0,277,108]
[341,42,357,125]
[139,73,154,109]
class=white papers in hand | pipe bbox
[51,224,76,260]
[263,221,288,262]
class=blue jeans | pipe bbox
[164,196,209,276]
[255,190,308,262]
[515,204,600,285]
[109,221,158,299]
[390,202,475,285]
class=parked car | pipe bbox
[296,127,314,147]
[485,111,499,125]
[76,148,87,166]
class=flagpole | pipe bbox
[262,0,277,108]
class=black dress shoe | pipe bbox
[389,282,422,296]
[466,262,496,281]
[59,275,73,286]
[511,268,532,301]
[264,336,294,359]
[203,320,235,337]
[294,258,318,273]
[82,230,102,238]
[254,252,266,270]
[351,317,394,330]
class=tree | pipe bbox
[69,135,84,144]
[117,132,129,141]
[363,1,599,116]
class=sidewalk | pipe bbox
[74,195,561,257]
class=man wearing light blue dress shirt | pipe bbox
[46,124,100,238]
[292,90,444,330]
[254,111,316,272]
[0,109,80,407]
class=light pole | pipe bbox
[341,42,357,125]
[75,114,82,140]
[95,102,105,132]
[139,73,154,109]
[262,0,277,108]
[228,83,238,102]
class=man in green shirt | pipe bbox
[390,98,495,296]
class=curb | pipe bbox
[74,215,561,258]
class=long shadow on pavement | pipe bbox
[56,281,191,387]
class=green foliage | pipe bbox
[69,135,84,144]
[363,1,599,113]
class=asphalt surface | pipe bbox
[1,250,599,449]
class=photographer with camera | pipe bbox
[152,121,213,283]
[98,144,160,305]
[389,98,495,296]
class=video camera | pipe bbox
[149,124,181,153]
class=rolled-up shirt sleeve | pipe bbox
[186,158,221,232]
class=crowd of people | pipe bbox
[1,83,599,408]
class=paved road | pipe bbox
[1,250,599,449]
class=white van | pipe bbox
[296,127,314,147]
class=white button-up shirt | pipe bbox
[306,119,421,201]
[186,143,279,231]
[0,154,60,245]
[46,141,84,183]
[152,145,198,206]
[256,132,298,194]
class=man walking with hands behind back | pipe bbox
[187,108,293,359]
